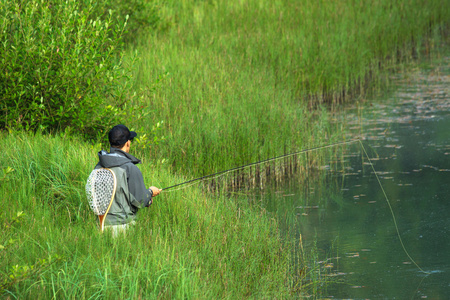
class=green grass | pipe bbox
[0,132,294,298]
[123,0,448,178]
[1,0,448,297]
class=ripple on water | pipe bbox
[319,58,450,298]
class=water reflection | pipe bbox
[261,58,449,298]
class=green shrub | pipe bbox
[0,0,133,138]
[93,0,161,44]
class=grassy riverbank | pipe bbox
[129,0,449,178]
[1,0,448,298]
[0,133,295,298]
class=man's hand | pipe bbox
[149,186,162,197]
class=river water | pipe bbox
[261,56,449,298]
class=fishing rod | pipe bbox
[162,138,361,191]
[160,138,430,275]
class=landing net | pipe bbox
[85,168,116,216]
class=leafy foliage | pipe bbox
[91,0,161,44]
[0,0,133,138]
[0,166,14,186]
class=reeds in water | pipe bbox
[129,0,449,181]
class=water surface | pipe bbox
[263,57,449,298]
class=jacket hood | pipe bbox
[97,148,141,168]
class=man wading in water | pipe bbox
[94,124,161,236]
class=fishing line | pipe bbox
[358,140,430,275]
[161,138,429,275]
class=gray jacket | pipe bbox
[95,148,153,225]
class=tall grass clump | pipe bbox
[0,132,295,298]
[129,0,448,179]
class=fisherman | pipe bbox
[94,124,161,235]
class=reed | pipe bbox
[0,132,296,298]
[126,0,448,180]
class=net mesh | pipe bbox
[85,168,115,215]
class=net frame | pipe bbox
[85,168,117,231]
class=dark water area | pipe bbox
[260,56,449,298]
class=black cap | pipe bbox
[108,124,137,146]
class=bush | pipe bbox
[93,0,161,44]
[0,0,134,138]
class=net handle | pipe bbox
[99,168,117,232]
